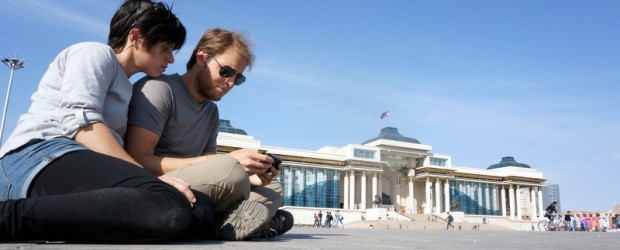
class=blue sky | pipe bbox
[1,0,619,211]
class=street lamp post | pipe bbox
[1,57,26,145]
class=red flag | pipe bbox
[380,110,390,119]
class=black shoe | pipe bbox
[218,200,269,241]
[252,209,295,239]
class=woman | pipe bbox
[0,0,212,243]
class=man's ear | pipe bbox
[198,49,209,61]
[196,49,210,66]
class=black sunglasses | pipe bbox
[213,57,245,86]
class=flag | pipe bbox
[380,110,390,119]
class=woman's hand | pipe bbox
[158,175,196,206]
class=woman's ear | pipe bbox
[127,28,142,49]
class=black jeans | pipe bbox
[0,150,213,243]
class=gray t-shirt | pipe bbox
[0,42,131,157]
[128,74,219,157]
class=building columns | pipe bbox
[343,171,349,209]
[395,179,401,212]
[408,177,414,213]
[530,186,537,220]
[434,178,441,213]
[537,187,544,219]
[508,185,515,220]
[444,179,450,213]
[501,185,506,217]
[372,172,378,208]
[515,185,522,220]
[349,170,356,209]
[425,177,431,214]
[361,171,367,210]
[378,173,383,200]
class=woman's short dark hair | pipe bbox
[108,0,186,53]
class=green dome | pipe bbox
[487,156,531,170]
[218,119,247,135]
[363,127,420,144]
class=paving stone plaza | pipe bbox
[1,227,617,250]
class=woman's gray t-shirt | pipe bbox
[0,42,132,158]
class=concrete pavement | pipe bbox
[0,227,617,249]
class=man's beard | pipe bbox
[195,67,217,101]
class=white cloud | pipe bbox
[2,0,108,38]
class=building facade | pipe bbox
[217,120,548,221]
[541,184,562,211]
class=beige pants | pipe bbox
[165,155,283,217]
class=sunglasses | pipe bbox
[212,57,246,86]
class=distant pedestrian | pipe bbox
[318,211,323,227]
[313,213,320,227]
[325,212,333,228]
[564,211,572,231]
[334,210,344,228]
[570,214,577,232]
[446,212,455,230]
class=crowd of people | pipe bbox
[313,210,344,228]
[545,202,619,232]
[546,212,620,232]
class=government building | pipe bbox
[217,120,548,226]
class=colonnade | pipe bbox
[424,177,544,220]
[500,184,545,220]
[343,170,383,210]
[342,170,544,221]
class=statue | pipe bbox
[372,194,382,208]
[450,201,460,210]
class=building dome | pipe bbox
[363,127,420,144]
[218,119,247,135]
[487,156,531,170]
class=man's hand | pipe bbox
[228,149,273,175]
[158,175,196,206]
[249,158,283,186]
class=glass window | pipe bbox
[430,157,447,167]
[449,180,500,215]
[354,149,375,159]
[281,164,341,209]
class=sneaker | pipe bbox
[252,209,295,239]
[218,200,270,241]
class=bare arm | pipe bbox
[124,125,213,176]
[76,122,196,205]
[74,122,141,167]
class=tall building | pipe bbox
[541,184,561,211]
[217,120,547,222]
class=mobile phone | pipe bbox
[265,153,282,173]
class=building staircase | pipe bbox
[344,213,511,231]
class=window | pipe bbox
[354,149,375,159]
[281,165,341,208]
[430,157,447,167]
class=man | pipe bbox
[334,210,344,228]
[545,201,558,222]
[446,212,455,230]
[125,28,293,240]
[564,211,572,231]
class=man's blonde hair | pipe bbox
[186,28,254,70]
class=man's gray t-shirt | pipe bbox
[128,74,219,157]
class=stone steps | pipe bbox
[344,218,511,231]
